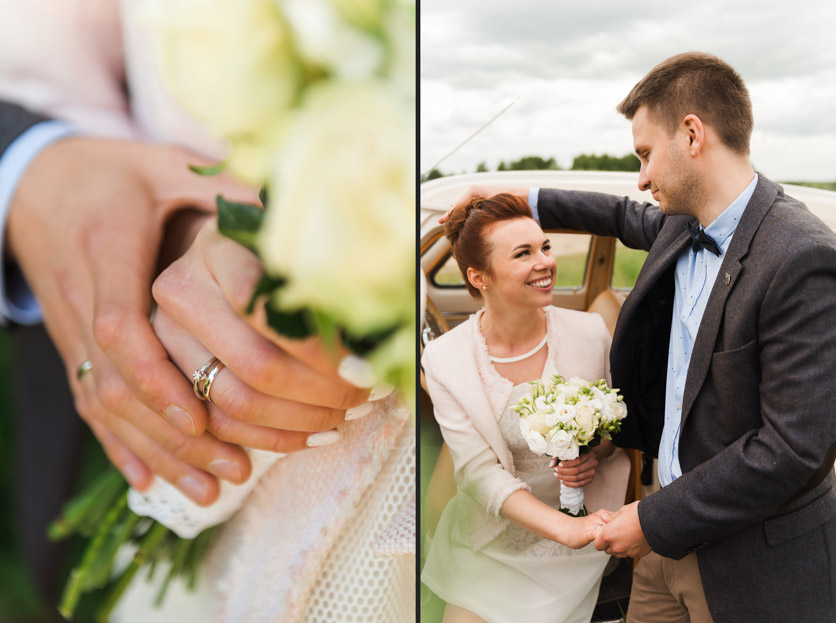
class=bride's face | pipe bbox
[481,218,555,307]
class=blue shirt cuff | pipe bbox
[528,187,540,224]
[0,120,76,325]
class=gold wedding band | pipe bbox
[77,360,93,380]
[192,356,225,404]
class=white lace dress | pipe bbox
[112,396,415,623]
[422,371,611,623]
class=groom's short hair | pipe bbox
[617,52,753,156]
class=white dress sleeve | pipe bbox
[422,342,529,517]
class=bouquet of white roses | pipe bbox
[511,375,627,516]
[50,0,414,620]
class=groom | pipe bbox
[460,52,836,621]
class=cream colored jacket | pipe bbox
[422,305,631,550]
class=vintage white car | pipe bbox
[418,170,836,622]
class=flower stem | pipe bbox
[57,491,128,619]
[95,521,170,623]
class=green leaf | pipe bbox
[342,324,399,357]
[309,310,340,351]
[264,304,313,340]
[217,195,264,252]
[188,161,226,176]
[246,273,286,314]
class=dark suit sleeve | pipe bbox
[639,238,836,559]
[0,101,49,157]
[538,188,666,252]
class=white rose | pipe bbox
[533,395,553,414]
[383,4,415,99]
[261,82,414,334]
[281,0,384,79]
[574,405,597,443]
[611,401,628,421]
[144,0,299,183]
[560,384,579,400]
[554,404,577,425]
[524,430,549,456]
[546,429,579,461]
[524,413,550,436]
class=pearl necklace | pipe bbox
[489,333,548,363]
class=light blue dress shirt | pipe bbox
[658,173,758,486]
[531,176,759,486]
[0,120,75,325]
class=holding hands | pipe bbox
[593,501,651,558]
[8,136,372,506]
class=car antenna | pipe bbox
[421,97,519,180]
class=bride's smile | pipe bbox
[476,217,556,307]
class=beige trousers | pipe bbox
[626,552,714,623]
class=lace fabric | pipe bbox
[127,448,284,539]
[112,397,415,622]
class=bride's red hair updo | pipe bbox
[444,193,533,298]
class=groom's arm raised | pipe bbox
[536,188,664,251]
[448,184,666,252]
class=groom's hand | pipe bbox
[438,185,529,224]
[7,136,259,504]
[593,501,651,558]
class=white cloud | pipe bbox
[421,0,836,181]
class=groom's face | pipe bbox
[632,106,703,217]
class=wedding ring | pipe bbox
[192,356,225,403]
[201,359,224,404]
[76,360,93,380]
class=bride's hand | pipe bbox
[562,510,612,549]
[152,219,373,454]
[550,451,599,487]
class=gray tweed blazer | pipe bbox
[538,176,836,622]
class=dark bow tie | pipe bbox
[685,220,721,256]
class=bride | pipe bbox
[422,193,630,623]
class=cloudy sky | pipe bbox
[421,0,836,182]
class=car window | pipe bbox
[430,233,592,289]
[611,241,648,289]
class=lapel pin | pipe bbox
[724,272,731,286]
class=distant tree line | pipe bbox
[422,152,640,182]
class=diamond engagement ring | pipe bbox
[192,356,225,403]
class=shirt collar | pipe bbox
[703,173,758,249]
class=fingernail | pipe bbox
[165,405,196,436]
[306,430,341,447]
[178,476,208,502]
[122,463,142,488]
[345,402,374,421]
[368,383,395,401]
[338,355,375,388]
[210,459,243,482]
